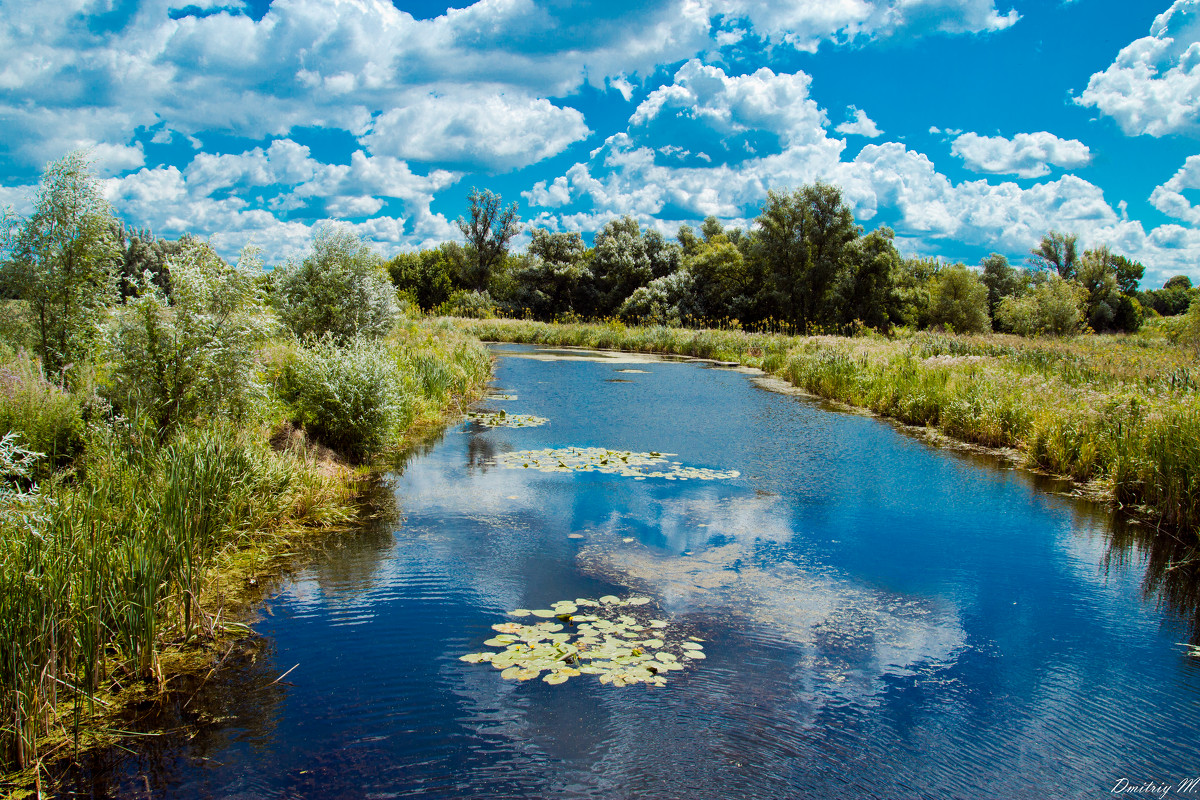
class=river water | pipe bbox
[66,344,1200,799]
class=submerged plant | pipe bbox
[493,447,740,481]
[460,596,705,687]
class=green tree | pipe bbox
[386,248,454,311]
[980,253,1021,319]
[1031,230,1079,278]
[508,229,594,319]
[837,226,900,331]
[1076,247,1124,331]
[106,240,273,435]
[591,216,652,315]
[688,234,750,321]
[1,152,120,379]
[1111,253,1145,295]
[753,183,858,329]
[457,188,521,292]
[927,264,990,333]
[274,225,397,342]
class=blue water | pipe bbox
[73,344,1200,799]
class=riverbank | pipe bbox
[454,317,1199,542]
[0,320,491,791]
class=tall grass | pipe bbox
[0,424,353,770]
[457,317,1200,540]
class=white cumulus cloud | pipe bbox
[950,131,1091,178]
[363,91,591,170]
[1150,153,1200,224]
[1076,0,1200,137]
[836,106,883,138]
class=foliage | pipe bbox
[105,240,274,435]
[274,224,398,342]
[0,353,85,474]
[385,247,455,311]
[457,188,521,292]
[507,230,593,319]
[591,216,654,316]
[753,183,859,328]
[279,335,411,461]
[0,152,120,380]
[437,289,497,319]
[980,253,1021,319]
[995,276,1087,336]
[1031,230,1079,278]
[927,264,990,333]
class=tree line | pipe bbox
[391,186,1195,337]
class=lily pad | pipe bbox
[467,411,549,428]
[462,595,704,689]
[491,446,739,481]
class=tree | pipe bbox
[106,240,274,435]
[837,226,900,331]
[386,248,454,311]
[980,253,1021,319]
[1111,254,1145,295]
[457,188,521,292]
[274,225,398,342]
[590,216,652,315]
[1031,231,1079,278]
[753,183,859,329]
[509,229,594,319]
[1165,275,1193,291]
[1076,247,1123,331]
[688,234,750,321]
[927,264,990,333]
[1,151,120,379]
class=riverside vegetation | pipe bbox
[0,153,490,784]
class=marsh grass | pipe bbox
[456,317,1200,541]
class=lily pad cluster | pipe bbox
[460,596,706,687]
[493,447,740,481]
[466,410,549,428]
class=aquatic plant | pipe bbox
[493,447,740,480]
[465,410,548,428]
[460,596,705,687]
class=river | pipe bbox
[63,343,1200,799]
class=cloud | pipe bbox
[1076,0,1200,137]
[836,106,883,138]
[1150,153,1200,224]
[950,131,1091,178]
[628,60,830,165]
[363,90,590,170]
[101,144,461,262]
[722,0,1019,52]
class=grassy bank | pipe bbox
[0,319,490,784]
[456,317,1200,540]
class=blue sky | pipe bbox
[2,0,1199,286]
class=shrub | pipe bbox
[995,276,1086,336]
[105,240,273,434]
[274,225,398,341]
[280,336,411,461]
[437,289,497,319]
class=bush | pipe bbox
[105,240,273,434]
[927,264,990,333]
[995,276,1086,336]
[437,289,497,319]
[274,225,398,341]
[280,336,411,461]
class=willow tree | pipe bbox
[1,152,120,379]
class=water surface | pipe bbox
[67,343,1200,799]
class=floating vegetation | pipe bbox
[486,393,517,401]
[460,597,704,687]
[493,447,739,481]
[466,410,548,428]
[616,369,650,374]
